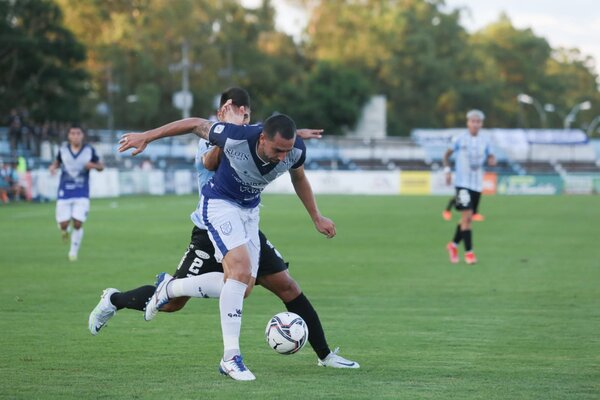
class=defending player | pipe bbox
[49,126,104,261]
[90,88,357,380]
[443,109,495,264]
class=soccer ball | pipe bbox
[265,312,309,355]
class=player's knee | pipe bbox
[275,278,301,302]
[73,220,83,229]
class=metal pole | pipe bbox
[181,40,190,119]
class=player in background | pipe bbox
[443,110,495,265]
[49,126,104,261]
[90,88,357,379]
[442,197,484,221]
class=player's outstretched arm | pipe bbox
[118,118,213,156]
[297,129,323,140]
[290,166,336,239]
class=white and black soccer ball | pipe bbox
[265,312,309,355]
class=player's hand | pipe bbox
[445,172,452,186]
[314,215,336,239]
[49,164,57,176]
[119,132,148,156]
[297,129,323,140]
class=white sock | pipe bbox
[167,272,224,298]
[70,228,84,255]
[220,279,247,360]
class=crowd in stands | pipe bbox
[6,108,70,158]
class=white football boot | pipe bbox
[144,272,173,321]
[88,288,119,335]
[219,355,256,381]
[317,347,360,369]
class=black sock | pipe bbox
[446,198,455,211]
[110,285,156,311]
[285,292,330,360]
[463,230,472,252]
[452,224,462,244]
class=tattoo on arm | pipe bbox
[192,120,213,140]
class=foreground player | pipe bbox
[443,109,495,264]
[127,112,333,381]
[91,89,357,379]
[49,126,104,261]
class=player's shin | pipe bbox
[220,279,247,360]
[167,272,224,298]
[285,292,330,360]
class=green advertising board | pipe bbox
[497,175,563,195]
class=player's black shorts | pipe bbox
[454,187,481,212]
[173,226,289,279]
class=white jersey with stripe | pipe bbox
[55,143,99,199]
[194,138,215,196]
[450,131,493,192]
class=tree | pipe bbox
[0,0,88,122]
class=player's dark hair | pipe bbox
[220,87,250,109]
[68,124,85,134]
[263,114,296,140]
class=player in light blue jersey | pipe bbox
[49,126,104,261]
[443,110,496,265]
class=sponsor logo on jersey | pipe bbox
[194,249,210,259]
[225,148,250,161]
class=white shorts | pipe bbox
[56,198,90,223]
[199,196,260,278]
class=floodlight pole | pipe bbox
[564,101,592,129]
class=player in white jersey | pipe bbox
[118,97,337,381]
[443,110,495,265]
[49,126,104,261]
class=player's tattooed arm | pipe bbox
[191,119,213,140]
[119,118,213,156]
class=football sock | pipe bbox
[167,272,224,299]
[220,279,247,360]
[285,292,330,360]
[70,227,84,255]
[110,285,156,311]
[446,198,455,212]
[463,229,473,252]
[452,224,462,244]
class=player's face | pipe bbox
[67,128,84,146]
[259,133,295,163]
[467,117,483,135]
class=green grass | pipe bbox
[1,194,599,399]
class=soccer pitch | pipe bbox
[1,194,598,399]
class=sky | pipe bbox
[242,0,600,74]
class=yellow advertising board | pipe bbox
[399,171,431,194]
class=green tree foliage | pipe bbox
[0,0,88,122]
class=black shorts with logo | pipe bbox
[454,187,481,212]
[173,226,289,279]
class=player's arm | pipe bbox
[118,118,214,156]
[297,129,323,140]
[85,161,104,172]
[49,153,61,175]
[202,147,223,171]
[289,165,336,239]
[443,148,453,185]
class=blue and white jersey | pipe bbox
[200,122,306,208]
[451,132,493,192]
[55,143,99,199]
